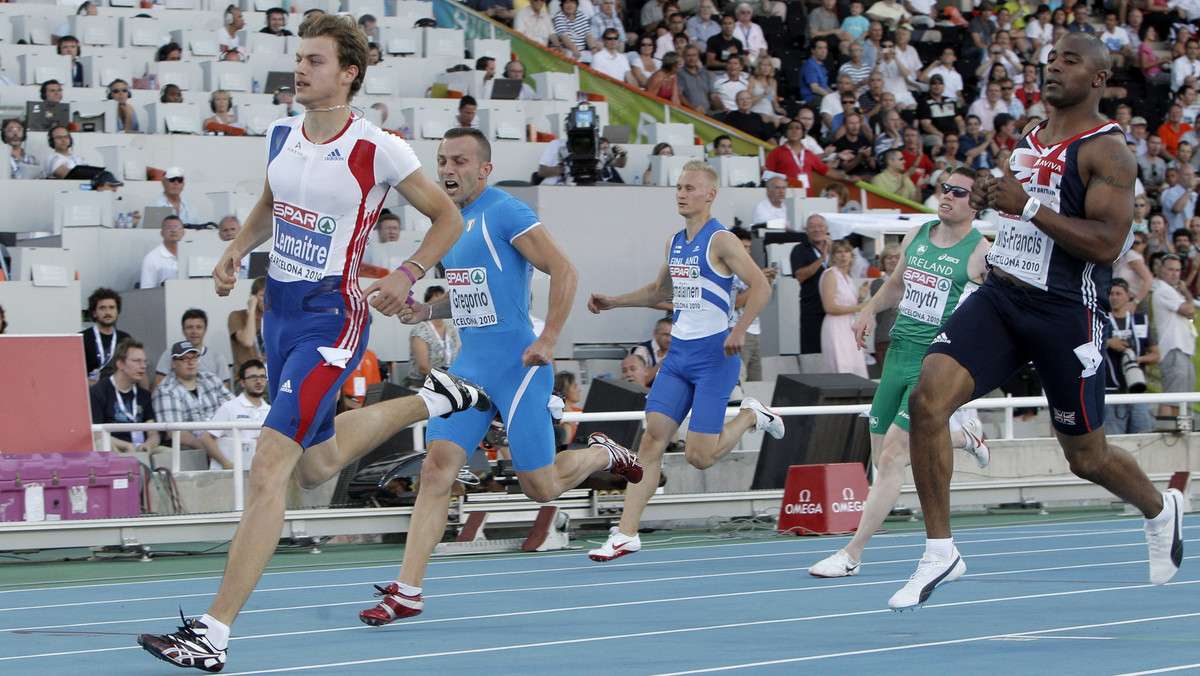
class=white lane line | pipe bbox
[1115,663,1200,675]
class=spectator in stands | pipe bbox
[916,75,963,146]
[810,0,851,55]
[874,35,916,111]
[140,215,182,289]
[872,148,919,200]
[53,2,96,45]
[42,126,86,179]
[822,181,863,213]
[919,47,964,103]
[205,359,270,469]
[712,54,750,112]
[58,36,84,88]
[338,348,382,411]
[967,81,1007,135]
[516,0,557,48]
[751,173,788,224]
[1162,164,1198,233]
[475,57,496,98]
[766,118,857,193]
[966,1,998,61]
[957,114,992,169]
[1025,4,1054,55]
[866,0,910,32]
[90,339,161,455]
[656,12,687,59]
[837,43,873,93]
[873,108,905,158]
[1159,104,1193,158]
[229,276,266,370]
[820,238,869,377]
[821,75,856,129]
[620,353,654,387]
[90,171,137,227]
[157,43,183,62]
[800,39,833,104]
[830,112,874,174]
[554,0,598,63]
[1104,279,1158,434]
[989,113,1018,163]
[364,211,402,267]
[711,135,734,157]
[218,215,240,242]
[260,8,293,36]
[641,142,673,184]
[1140,134,1168,197]
[594,29,638,85]
[455,95,479,129]
[1151,254,1196,418]
[842,0,870,44]
[723,90,775,140]
[645,51,683,104]
[628,35,661,88]
[40,80,64,105]
[501,61,537,100]
[598,137,628,182]
[367,43,382,66]
[404,285,460,387]
[148,167,199,224]
[857,71,886,121]
[4,118,38,180]
[203,89,241,133]
[554,371,583,443]
[591,0,627,47]
[931,133,962,179]
[687,0,721,48]
[103,79,140,133]
[731,3,768,63]
[705,13,744,70]
[745,57,785,125]
[1100,11,1134,69]
[154,340,235,470]
[900,125,933,194]
[160,84,184,103]
[154,309,232,389]
[218,4,245,51]
[792,214,831,354]
[467,0,515,22]
[1173,39,1200,93]
[82,287,132,384]
[640,0,668,34]
[1067,3,1095,33]
[677,44,712,114]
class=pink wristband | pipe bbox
[397,264,416,304]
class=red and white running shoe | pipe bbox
[588,527,642,562]
[588,432,643,483]
[359,583,424,626]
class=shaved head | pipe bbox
[1059,32,1111,76]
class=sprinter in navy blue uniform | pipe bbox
[890,33,1184,611]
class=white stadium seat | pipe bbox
[70,15,119,47]
[18,54,73,87]
[201,61,253,92]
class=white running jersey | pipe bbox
[264,114,420,283]
[669,219,734,340]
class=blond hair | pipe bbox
[681,160,718,186]
[297,13,368,99]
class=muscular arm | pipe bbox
[513,224,579,364]
[590,240,674,311]
[864,227,919,315]
[713,231,770,337]
[392,169,464,286]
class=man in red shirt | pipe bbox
[900,126,934,194]
[1157,103,1193,158]
[765,119,858,194]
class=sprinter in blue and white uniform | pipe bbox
[138,15,489,673]
[358,128,645,627]
[891,33,1183,612]
[586,160,782,562]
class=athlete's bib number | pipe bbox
[899,267,952,325]
[446,267,497,327]
[270,202,336,282]
[988,216,1053,289]
[670,264,703,311]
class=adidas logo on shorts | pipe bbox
[280,379,293,394]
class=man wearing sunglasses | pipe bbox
[147,166,200,226]
[810,167,991,580]
[895,33,1184,611]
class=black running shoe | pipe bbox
[138,610,227,672]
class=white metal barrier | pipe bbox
[91,391,1200,514]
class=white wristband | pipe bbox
[1021,196,1041,222]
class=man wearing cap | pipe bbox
[90,171,141,228]
[152,340,236,470]
[205,359,271,471]
[147,167,200,225]
[140,215,184,289]
[1129,115,1149,156]
[916,74,964,146]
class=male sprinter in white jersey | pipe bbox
[892,32,1183,611]
[586,160,780,561]
[357,128,644,625]
[138,16,489,671]
[809,167,992,579]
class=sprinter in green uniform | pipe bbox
[808,167,993,579]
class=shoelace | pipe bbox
[172,609,211,645]
[371,584,395,598]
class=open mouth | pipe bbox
[443,179,459,193]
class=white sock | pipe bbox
[1147,494,1174,528]
[417,387,452,418]
[198,614,230,651]
[395,582,422,597]
[925,538,954,562]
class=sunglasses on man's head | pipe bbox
[940,183,970,198]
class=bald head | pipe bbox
[1057,32,1111,76]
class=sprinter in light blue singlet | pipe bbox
[585,160,783,563]
[358,128,645,628]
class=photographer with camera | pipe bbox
[1104,278,1159,434]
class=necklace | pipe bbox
[305,104,350,113]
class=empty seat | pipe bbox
[243,31,287,55]
[78,55,136,89]
[146,101,204,134]
[172,29,222,57]
[18,54,73,87]
[423,28,465,60]
[201,61,253,92]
